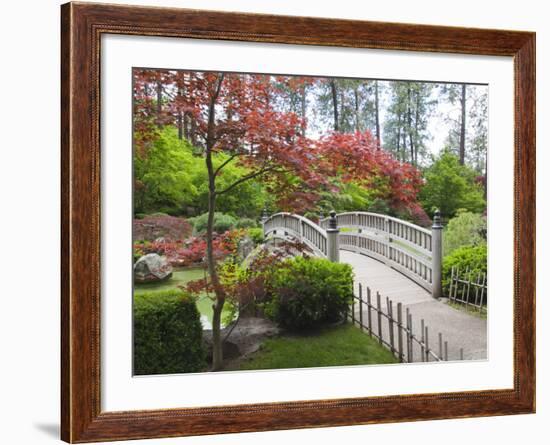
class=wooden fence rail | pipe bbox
[350,282,462,363]
[448,267,487,313]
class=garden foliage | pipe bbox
[132,214,192,242]
[265,256,354,330]
[442,244,487,294]
[133,290,206,375]
[419,151,486,218]
[443,210,487,256]
[190,212,237,235]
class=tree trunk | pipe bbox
[459,84,467,165]
[414,88,420,165]
[205,74,226,371]
[396,112,402,160]
[401,119,408,162]
[374,81,381,149]
[407,84,414,165]
[330,80,339,132]
[206,181,225,371]
[354,87,360,132]
[300,85,307,136]
[156,80,162,127]
[184,112,190,140]
[177,87,183,139]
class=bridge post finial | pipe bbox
[431,209,443,299]
[326,210,340,262]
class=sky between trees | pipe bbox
[283,78,488,171]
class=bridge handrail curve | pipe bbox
[263,212,328,257]
[264,210,442,298]
[320,211,432,255]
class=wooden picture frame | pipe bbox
[61,2,535,442]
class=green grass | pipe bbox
[448,301,487,319]
[236,324,398,371]
[134,267,232,328]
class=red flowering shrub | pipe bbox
[133,215,192,242]
[133,229,244,267]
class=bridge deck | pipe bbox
[340,250,487,361]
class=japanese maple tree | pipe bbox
[141,70,328,370]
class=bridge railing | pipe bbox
[320,212,432,257]
[319,211,442,297]
[263,210,443,299]
[262,212,329,258]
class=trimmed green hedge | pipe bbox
[190,212,237,234]
[134,290,206,375]
[442,244,487,295]
[265,256,354,330]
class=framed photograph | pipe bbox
[61,2,535,442]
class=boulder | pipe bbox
[202,317,281,364]
[134,253,173,284]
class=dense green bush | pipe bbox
[235,218,259,229]
[134,290,206,375]
[442,244,487,294]
[246,227,264,245]
[134,127,270,217]
[265,256,354,330]
[190,212,237,234]
[419,151,486,218]
[443,210,487,256]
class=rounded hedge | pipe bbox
[235,218,259,229]
[134,289,206,375]
[191,212,237,234]
[265,256,354,330]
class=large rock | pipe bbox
[202,317,281,364]
[134,253,173,284]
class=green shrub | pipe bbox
[247,227,264,245]
[134,289,206,375]
[419,151,486,218]
[443,210,487,256]
[368,198,391,215]
[191,212,237,234]
[265,256,353,330]
[235,218,259,229]
[442,244,487,295]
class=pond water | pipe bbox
[134,267,232,330]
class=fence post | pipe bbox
[367,287,373,337]
[397,303,404,363]
[359,284,364,331]
[376,292,383,345]
[431,209,443,299]
[326,210,340,262]
[388,298,395,355]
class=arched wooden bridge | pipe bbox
[262,211,487,361]
[262,211,442,298]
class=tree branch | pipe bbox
[213,152,243,177]
[216,164,280,195]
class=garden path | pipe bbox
[340,250,487,361]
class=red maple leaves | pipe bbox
[133,69,423,216]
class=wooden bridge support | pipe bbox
[326,210,340,262]
[431,209,443,300]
